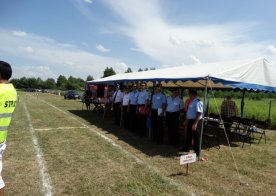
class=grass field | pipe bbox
[4,92,276,195]
[206,97,276,129]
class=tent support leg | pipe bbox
[241,90,245,120]
[268,99,272,123]
[103,84,109,120]
[198,77,208,161]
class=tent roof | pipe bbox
[88,58,276,92]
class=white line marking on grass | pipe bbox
[40,99,195,195]
[35,126,87,131]
[23,102,52,196]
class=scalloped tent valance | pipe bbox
[88,58,276,92]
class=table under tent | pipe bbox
[88,58,276,159]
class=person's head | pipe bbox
[155,83,162,93]
[115,84,120,90]
[226,96,232,100]
[0,61,12,81]
[171,88,179,98]
[132,83,137,91]
[188,89,197,99]
[124,86,130,93]
[140,82,147,90]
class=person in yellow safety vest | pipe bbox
[0,61,17,196]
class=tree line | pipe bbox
[10,75,90,91]
[9,66,142,90]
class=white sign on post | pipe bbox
[180,153,197,165]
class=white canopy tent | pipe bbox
[88,58,276,159]
[88,58,276,92]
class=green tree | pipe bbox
[19,77,28,89]
[125,67,133,73]
[144,68,149,71]
[45,78,56,89]
[103,67,116,78]
[10,78,21,89]
[138,68,143,72]
[36,77,44,89]
[86,75,94,81]
[66,76,85,90]
[27,77,38,88]
[57,75,67,90]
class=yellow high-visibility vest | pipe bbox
[0,83,17,143]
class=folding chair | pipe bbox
[232,118,254,148]
[249,120,267,144]
[203,118,221,150]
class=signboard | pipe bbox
[180,153,196,165]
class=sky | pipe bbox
[0,0,276,80]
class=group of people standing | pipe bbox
[112,82,204,156]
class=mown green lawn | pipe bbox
[4,92,276,195]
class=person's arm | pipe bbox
[192,101,203,131]
[220,102,224,115]
[180,97,184,113]
[127,93,131,112]
[192,112,202,131]
[120,92,124,110]
[161,94,166,116]
[145,91,150,108]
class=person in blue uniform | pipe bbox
[137,82,150,137]
[121,86,130,129]
[166,88,184,146]
[151,83,166,143]
[112,84,124,125]
[183,89,203,156]
[128,83,139,132]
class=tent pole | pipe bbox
[241,90,245,120]
[268,99,272,123]
[180,88,184,100]
[198,77,209,161]
[148,81,156,139]
[103,84,109,120]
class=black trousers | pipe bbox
[222,116,234,134]
[122,105,130,129]
[151,109,164,143]
[113,102,121,125]
[166,111,180,146]
[186,119,203,156]
[137,105,148,136]
[129,104,137,132]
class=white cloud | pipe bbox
[114,62,128,73]
[13,31,27,37]
[188,56,201,64]
[0,28,122,79]
[96,44,110,52]
[22,46,34,53]
[13,65,56,80]
[103,0,275,66]
[73,0,91,15]
[83,0,93,3]
[266,45,276,55]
